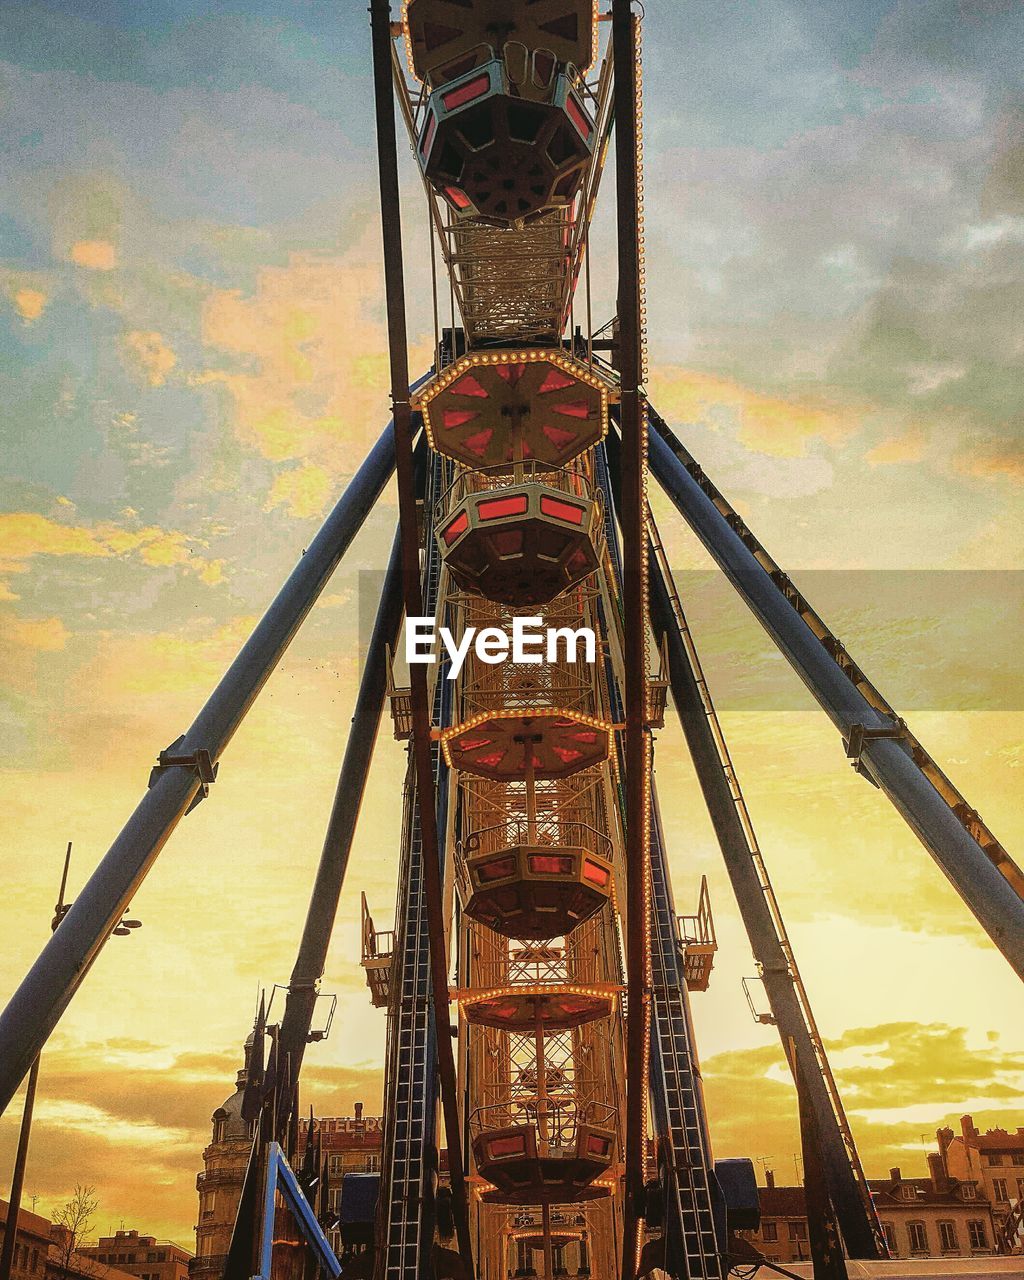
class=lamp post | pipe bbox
[0,845,141,1280]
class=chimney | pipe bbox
[928,1153,948,1192]
[354,1101,363,1120]
[765,1170,775,1190]
[889,1167,901,1183]
[961,1114,979,1144]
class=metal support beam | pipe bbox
[611,4,650,1277]
[646,533,881,1258]
[647,411,1024,982]
[0,422,400,1115]
[277,521,407,1126]
[368,1,474,1270]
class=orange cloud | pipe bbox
[264,462,333,519]
[0,512,225,598]
[1,614,69,653]
[956,441,1024,484]
[648,367,858,458]
[865,427,926,466]
[122,330,177,387]
[198,247,429,475]
[70,239,117,270]
[12,287,48,323]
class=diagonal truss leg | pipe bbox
[647,407,1024,982]
[0,417,405,1115]
[276,520,406,1123]
[647,517,882,1259]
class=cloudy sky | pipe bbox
[1,0,1022,1247]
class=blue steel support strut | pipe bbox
[645,410,1024,982]
[0,416,404,1115]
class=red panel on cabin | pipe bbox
[463,427,494,457]
[527,853,574,876]
[478,494,529,521]
[542,424,577,451]
[444,185,472,210]
[442,408,478,429]
[551,400,590,419]
[442,512,469,545]
[566,95,592,141]
[583,860,610,887]
[539,496,585,525]
[478,856,517,883]
[538,368,575,394]
[488,1135,527,1159]
[442,74,491,112]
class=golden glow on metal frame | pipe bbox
[506,1228,586,1243]
[440,705,615,770]
[414,347,612,457]
[453,981,621,1006]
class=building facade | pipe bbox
[190,1041,256,1280]
[78,1231,190,1280]
[747,1164,999,1266]
[189,1039,384,1271]
[0,1201,54,1280]
[0,1201,147,1280]
[939,1114,1024,1249]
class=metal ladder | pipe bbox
[377,454,449,1280]
[648,792,723,1278]
[647,509,879,1233]
[594,441,725,1278]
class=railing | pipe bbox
[188,1255,228,1275]
[471,1098,616,1150]
[462,819,613,862]
[435,457,601,528]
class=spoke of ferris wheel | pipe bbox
[0,404,417,1117]
[645,409,1024,983]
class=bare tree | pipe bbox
[51,1186,98,1280]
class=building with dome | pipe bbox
[189,1040,256,1280]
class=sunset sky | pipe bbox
[1,0,1023,1248]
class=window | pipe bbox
[761,1222,778,1242]
[881,1222,897,1255]
[1012,1153,1024,1166]
[907,1222,927,1254]
[147,1254,157,1262]
[961,1184,976,1199]
[988,1154,1004,1166]
[993,1178,1008,1201]
[788,1221,807,1240]
[1017,1178,1024,1200]
[938,1221,958,1252]
[968,1220,988,1250]
[900,1184,916,1201]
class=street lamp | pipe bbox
[0,844,142,1280]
